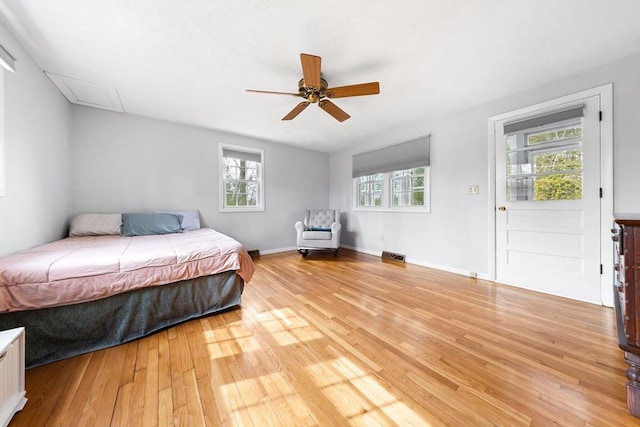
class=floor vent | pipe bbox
[381,251,406,263]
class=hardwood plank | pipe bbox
[10,249,635,426]
[157,387,174,427]
[110,381,133,427]
[78,344,128,426]
[142,347,159,426]
[47,352,104,426]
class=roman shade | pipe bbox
[222,147,262,163]
[503,105,584,135]
[352,135,430,178]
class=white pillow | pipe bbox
[69,213,122,236]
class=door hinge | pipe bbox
[599,111,603,121]
[599,188,603,198]
[600,264,603,274]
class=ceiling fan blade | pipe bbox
[326,82,380,98]
[300,53,321,89]
[246,89,301,97]
[318,100,350,122]
[282,101,310,120]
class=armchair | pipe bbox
[295,209,341,256]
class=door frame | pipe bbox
[487,84,613,306]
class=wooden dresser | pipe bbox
[612,214,640,417]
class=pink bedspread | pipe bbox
[0,229,255,312]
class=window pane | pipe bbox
[506,177,533,201]
[507,174,582,201]
[390,167,426,207]
[534,173,582,201]
[412,191,424,205]
[527,125,582,145]
[533,149,582,174]
[506,119,583,201]
[357,173,384,207]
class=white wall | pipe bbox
[0,27,71,256]
[70,106,329,251]
[330,53,640,277]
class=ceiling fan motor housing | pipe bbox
[298,77,328,103]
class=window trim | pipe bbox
[353,166,431,213]
[218,143,265,213]
[0,69,6,198]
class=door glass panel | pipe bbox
[506,120,583,201]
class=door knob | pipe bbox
[497,206,506,211]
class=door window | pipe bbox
[506,118,583,202]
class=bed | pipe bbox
[0,213,255,368]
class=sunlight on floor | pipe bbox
[218,371,317,424]
[203,321,259,358]
[202,308,430,426]
[308,356,430,426]
[256,307,323,346]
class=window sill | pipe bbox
[354,206,430,214]
[220,206,265,213]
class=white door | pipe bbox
[495,95,601,303]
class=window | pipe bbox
[391,167,425,207]
[504,106,583,202]
[0,43,15,198]
[219,144,264,212]
[0,64,6,198]
[358,173,384,207]
[353,136,430,212]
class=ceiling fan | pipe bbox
[246,53,380,122]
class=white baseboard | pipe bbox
[259,246,297,256]
[340,245,379,257]
[260,244,491,281]
[341,245,492,281]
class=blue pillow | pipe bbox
[310,227,331,232]
[121,213,183,236]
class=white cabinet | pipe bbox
[0,328,27,427]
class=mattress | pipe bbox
[0,228,255,312]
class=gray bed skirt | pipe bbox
[0,271,244,368]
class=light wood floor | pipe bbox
[10,249,637,426]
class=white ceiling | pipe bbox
[1,1,639,152]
